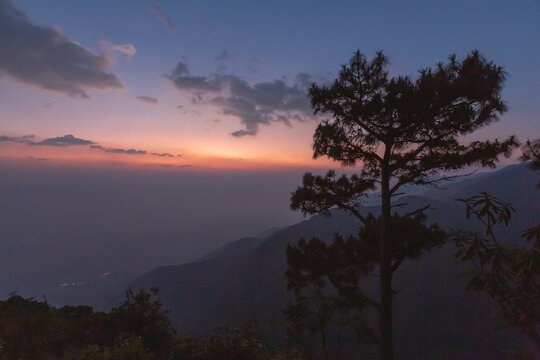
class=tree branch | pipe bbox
[326,273,380,312]
[391,255,406,273]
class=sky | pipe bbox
[0,0,538,170]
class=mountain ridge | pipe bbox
[129,163,539,359]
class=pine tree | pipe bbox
[288,50,517,359]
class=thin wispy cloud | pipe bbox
[0,134,34,144]
[90,145,146,155]
[136,96,158,105]
[151,152,181,158]
[149,4,176,30]
[1,134,95,146]
[0,0,124,98]
[0,133,182,158]
[101,41,137,57]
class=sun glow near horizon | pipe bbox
[0,0,537,173]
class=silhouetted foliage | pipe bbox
[110,287,176,358]
[288,50,517,360]
[0,289,174,359]
[453,142,540,352]
[520,139,540,189]
[171,322,273,360]
[0,292,310,360]
[453,193,540,350]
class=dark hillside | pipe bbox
[131,164,539,358]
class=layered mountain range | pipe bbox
[130,163,539,359]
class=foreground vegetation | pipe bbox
[0,288,318,360]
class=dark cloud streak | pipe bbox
[90,145,146,155]
[0,135,32,144]
[149,4,176,30]
[151,152,179,158]
[136,96,158,105]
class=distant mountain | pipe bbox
[130,164,539,359]
[198,237,265,261]
[198,226,285,262]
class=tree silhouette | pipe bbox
[288,50,517,359]
[286,213,445,358]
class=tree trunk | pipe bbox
[379,162,393,360]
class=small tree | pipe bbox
[288,50,517,359]
[110,287,176,358]
[453,140,540,351]
[453,193,540,350]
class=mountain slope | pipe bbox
[130,164,539,359]
[197,237,265,261]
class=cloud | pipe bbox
[0,135,34,144]
[170,62,189,77]
[90,145,146,155]
[42,103,53,108]
[165,62,223,92]
[151,152,178,157]
[101,41,136,57]
[35,134,95,147]
[215,49,232,61]
[91,145,182,157]
[149,4,176,30]
[230,129,257,137]
[0,134,95,147]
[1,133,183,158]
[28,156,46,161]
[136,96,158,105]
[166,63,313,136]
[0,0,124,98]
